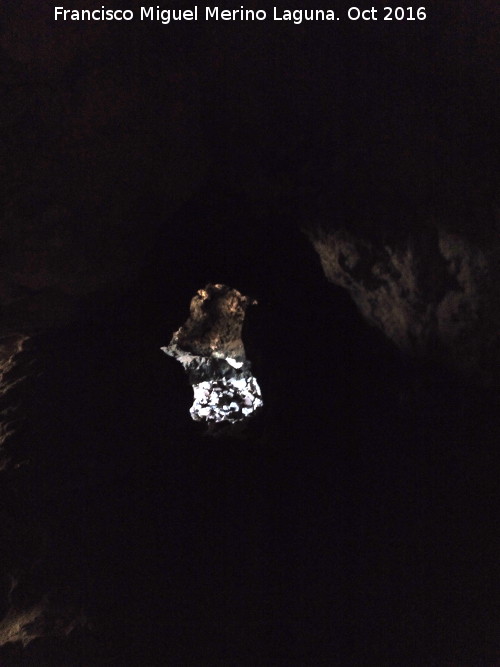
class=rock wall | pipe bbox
[310,226,500,386]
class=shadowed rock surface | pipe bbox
[310,226,500,386]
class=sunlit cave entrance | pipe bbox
[162,284,263,432]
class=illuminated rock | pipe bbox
[162,284,263,426]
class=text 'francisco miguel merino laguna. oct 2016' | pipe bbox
[54,6,428,25]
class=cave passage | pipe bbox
[162,284,263,427]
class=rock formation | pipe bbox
[310,226,500,387]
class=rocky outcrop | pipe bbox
[310,226,500,386]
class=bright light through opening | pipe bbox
[162,284,263,430]
[191,376,263,423]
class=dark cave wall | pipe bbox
[0,0,208,333]
[1,260,498,665]
[309,225,500,386]
[0,0,497,359]
[0,0,499,662]
[1,3,498,290]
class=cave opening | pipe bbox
[161,283,263,430]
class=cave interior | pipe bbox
[0,2,499,665]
